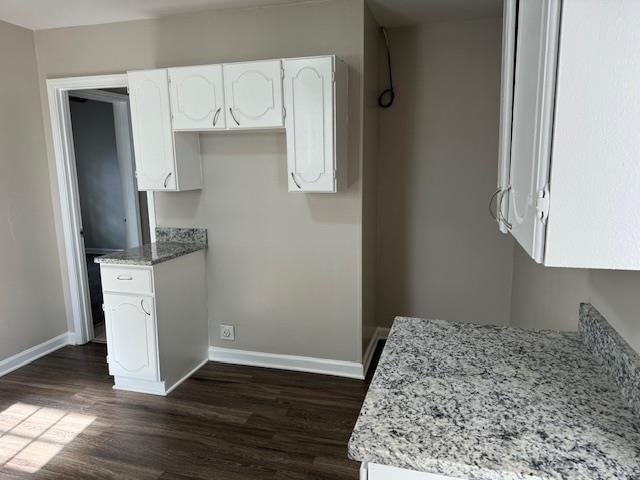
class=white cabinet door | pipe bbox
[169,65,225,131]
[544,0,640,269]
[128,69,176,191]
[104,293,159,381]
[503,0,560,262]
[283,56,336,193]
[223,60,283,129]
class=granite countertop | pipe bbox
[94,227,208,266]
[94,242,206,266]
[348,304,640,479]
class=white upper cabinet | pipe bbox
[223,60,284,129]
[169,65,225,131]
[128,56,346,193]
[498,0,560,263]
[128,69,177,191]
[497,0,640,270]
[128,69,202,191]
[284,56,337,193]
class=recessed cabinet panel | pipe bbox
[104,293,158,382]
[284,57,336,192]
[127,69,177,190]
[223,60,284,129]
[498,0,559,263]
[169,65,225,131]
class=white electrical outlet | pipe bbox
[220,324,235,341]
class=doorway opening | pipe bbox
[47,75,157,345]
[68,88,150,342]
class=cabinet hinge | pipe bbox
[282,105,286,119]
[281,67,285,80]
[332,70,335,83]
[536,186,551,223]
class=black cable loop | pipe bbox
[378,27,395,108]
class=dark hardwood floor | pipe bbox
[0,342,384,480]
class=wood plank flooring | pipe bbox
[0,342,383,480]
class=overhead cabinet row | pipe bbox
[127,56,346,193]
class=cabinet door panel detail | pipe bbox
[104,293,158,381]
[284,57,335,192]
[505,0,559,262]
[170,65,225,130]
[127,69,176,190]
[223,60,283,128]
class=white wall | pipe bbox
[34,0,365,362]
[375,19,515,327]
[69,98,127,250]
[0,20,68,360]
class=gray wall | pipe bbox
[511,246,640,352]
[69,98,127,251]
[375,19,515,327]
[510,245,588,330]
[362,3,380,352]
[34,0,365,362]
[0,20,67,361]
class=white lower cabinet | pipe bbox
[362,463,464,480]
[103,293,159,382]
[99,251,208,395]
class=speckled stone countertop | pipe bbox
[94,242,206,266]
[348,307,640,479]
[95,227,207,266]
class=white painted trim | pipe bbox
[362,327,390,378]
[0,333,73,377]
[209,347,365,379]
[113,377,167,396]
[70,89,128,103]
[165,358,208,394]
[113,358,207,396]
[47,73,157,345]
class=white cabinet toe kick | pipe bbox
[361,463,465,480]
[99,250,208,395]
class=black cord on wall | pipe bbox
[378,27,395,108]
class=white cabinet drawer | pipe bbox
[100,266,153,294]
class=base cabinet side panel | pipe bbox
[366,463,465,480]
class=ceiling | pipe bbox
[367,0,503,27]
[0,0,503,31]
[0,0,307,30]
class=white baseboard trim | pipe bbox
[209,346,365,379]
[113,358,208,396]
[362,327,390,378]
[0,332,73,377]
[113,377,167,396]
[165,358,208,395]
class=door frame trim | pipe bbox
[47,74,157,345]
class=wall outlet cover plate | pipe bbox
[220,324,235,341]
